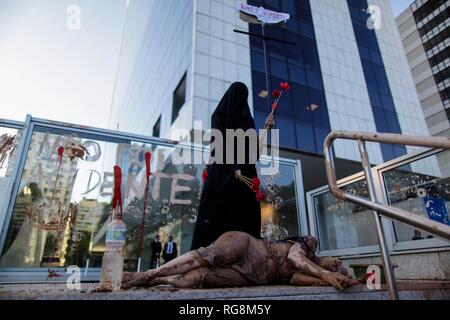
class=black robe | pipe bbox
[191,82,261,250]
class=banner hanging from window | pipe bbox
[235,3,290,25]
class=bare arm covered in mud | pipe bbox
[287,243,354,290]
[257,114,275,159]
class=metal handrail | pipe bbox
[324,131,450,300]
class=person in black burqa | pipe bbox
[190,82,275,250]
[150,235,162,269]
[162,235,178,264]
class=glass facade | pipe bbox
[0,119,303,273]
[383,150,450,243]
[0,125,22,230]
[313,178,379,251]
[248,0,331,154]
[348,0,407,161]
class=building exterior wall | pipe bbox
[111,0,195,139]
[248,0,333,154]
[341,250,450,280]
[396,0,450,139]
[369,0,430,154]
[112,0,430,165]
[192,0,253,131]
[310,0,383,164]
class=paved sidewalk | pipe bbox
[0,281,449,300]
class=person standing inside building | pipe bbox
[162,235,177,264]
[150,235,162,269]
[191,82,275,250]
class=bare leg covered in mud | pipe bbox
[144,269,205,289]
[122,251,208,289]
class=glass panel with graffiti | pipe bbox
[383,150,450,243]
[0,125,22,222]
[0,125,301,272]
[313,179,379,251]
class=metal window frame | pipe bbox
[307,147,450,258]
[0,118,25,130]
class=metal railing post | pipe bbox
[357,140,399,300]
[324,131,450,241]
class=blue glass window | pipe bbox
[285,18,299,33]
[374,65,390,94]
[306,70,324,90]
[380,144,395,161]
[280,0,296,16]
[314,128,330,155]
[271,57,288,78]
[370,50,383,65]
[385,111,402,132]
[289,64,307,85]
[254,111,267,131]
[372,107,388,131]
[296,1,313,23]
[252,71,267,95]
[347,0,406,161]
[368,90,382,108]
[265,0,279,10]
[272,76,294,118]
[300,22,315,39]
[362,60,378,91]
[309,88,328,128]
[354,26,368,48]
[302,38,320,70]
[250,36,263,50]
[276,117,297,149]
[291,83,312,123]
[249,0,330,154]
[394,146,407,158]
[358,46,371,60]
[251,50,265,73]
[296,123,315,153]
[381,94,395,112]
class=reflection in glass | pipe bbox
[0,126,302,272]
[383,151,450,243]
[314,179,378,251]
[259,165,299,241]
[0,126,22,224]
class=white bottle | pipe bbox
[100,210,127,291]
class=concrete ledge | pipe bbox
[0,281,449,300]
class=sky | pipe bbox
[0,0,413,130]
[390,0,414,16]
[0,0,127,129]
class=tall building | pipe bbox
[396,0,450,139]
[110,0,430,190]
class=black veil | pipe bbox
[212,82,255,132]
[207,82,257,190]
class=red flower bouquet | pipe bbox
[280,82,291,91]
[202,168,209,183]
[270,81,291,116]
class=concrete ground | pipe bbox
[0,281,449,300]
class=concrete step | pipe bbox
[0,281,449,300]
